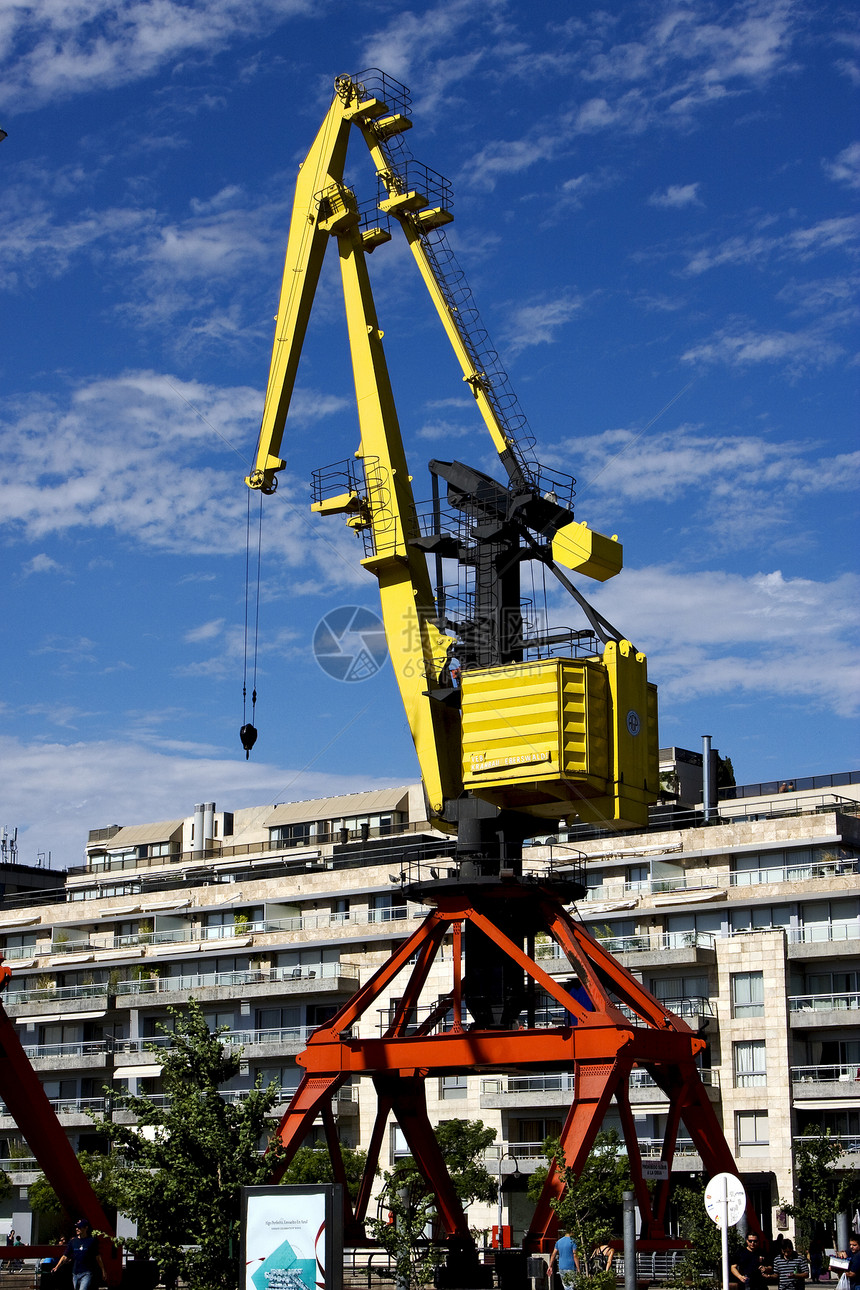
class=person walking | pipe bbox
[550,1229,580,1288]
[51,1219,105,1290]
[773,1239,808,1290]
[732,1233,768,1290]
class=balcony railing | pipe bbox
[23,1040,111,1060]
[367,907,409,924]
[0,1157,38,1172]
[481,1069,718,1097]
[591,931,715,954]
[789,991,860,1013]
[3,983,109,1006]
[114,962,359,996]
[581,857,859,905]
[794,1134,860,1153]
[792,1064,860,1083]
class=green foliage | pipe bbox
[716,756,736,789]
[28,1153,123,1240]
[367,1182,440,1290]
[529,1130,630,1283]
[669,1183,738,1290]
[366,1119,498,1290]
[280,1144,370,1203]
[88,998,286,1290]
[783,1126,858,1249]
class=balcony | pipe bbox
[791,1064,860,1101]
[479,1068,719,1111]
[113,962,360,1003]
[584,930,716,968]
[789,992,860,1027]
[483,1137,704,1174]
[793,1134,860,1167]
[0,1097,107,1128]
[787,923,860,959]
[3,983,109,1018]
[22,1039,111,1070]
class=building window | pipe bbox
[734,1040,767,1087]
[731,971,764,1017]
[736,1110,769,1155]
[390,1124,410,1163]
[439,1075,468,1100]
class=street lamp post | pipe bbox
[497,1149,520,1244]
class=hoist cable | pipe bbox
[251,490,263,717]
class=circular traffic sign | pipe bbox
[704,1173,746,1227]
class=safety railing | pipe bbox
[793,1134,860,1153]
[22,1039,111,1060]
[367,906,408,924]
[3,983,108,1006]
[791,1064,860,1083]
[788,991,860,1012]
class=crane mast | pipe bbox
[247,69,660,841]
[246,71,753,1277]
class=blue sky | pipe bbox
[1,0,858,868]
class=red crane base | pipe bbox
[269,876,755,1253]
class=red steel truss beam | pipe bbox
[269,881,756,1251]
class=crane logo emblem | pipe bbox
[313,605,388,682]
[626,709,641,736]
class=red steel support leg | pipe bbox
[354,1091,394,1227]
[270,1073,346,1175]
[526,1059,622,1252]
[375,1073,471,1241]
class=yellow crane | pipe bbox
[246,69,659,836]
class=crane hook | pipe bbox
[240,723,258,760]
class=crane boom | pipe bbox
[247,70,659,832]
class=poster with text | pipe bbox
[242,1185,343,1290]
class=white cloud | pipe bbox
[0,732,408,869]
[823,141,860,189]
[21,553,65,577]
[581,566,860,716]
[648,183,703,208]
[560,424,860,544]
[503,293,585,356]
[680,323,844,372]
[0,373,350,574]
[683,215,860,275]
[0,0,318,112]
[183,618,225,644]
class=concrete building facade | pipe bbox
[0,764,858,1244]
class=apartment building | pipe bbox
[0,763,858,1245]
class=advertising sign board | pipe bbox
[242,1184,343,1290]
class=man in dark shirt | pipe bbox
[845,1236,860,1284]
[52,1218,105,1290]
[732,1233,767,1290]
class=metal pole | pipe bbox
[702,736,712,822]
[837,1211,850,1252]
[720,1175,730,1290]
[623,1190,636,1290]
[396,1186,409,1290]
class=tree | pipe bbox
[29,1152,123,1241]
[668,1183,739,1290]
[280,1143,370,1203]
[529,1130,630,1287]
[88,999,287,1290]
[783,1126,857,1250]
[366,1118,498,1290]
[717,756,736,790]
